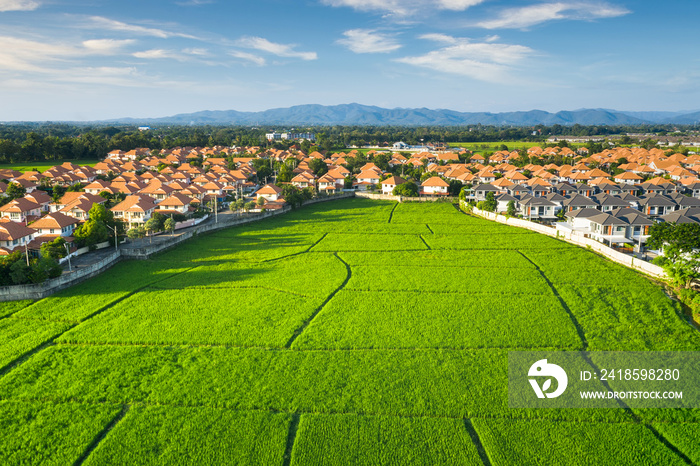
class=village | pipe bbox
[0,142,698,266]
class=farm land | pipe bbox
[0,198,699,465]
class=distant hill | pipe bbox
[105,103,699,127]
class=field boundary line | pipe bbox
[54,341,572,352]
[0,341,60,378]
[148,284,320,299]
[388,202,398,223]
[75,265,200,323]
[419,235,432,250]
[284,253,352,348]
[0,266,198,380]
[0,396,654,426]
[305,232,328,252]
[282,413,301,466]
[464,419,493,466]
[263,234,328,263]
[343,287,554,296]
[643,425,696,465]
[425,224,434,234]
[516,251,588,351]
[73,404,130,466]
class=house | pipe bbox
[614,171,643,185]
[562,207,602,233]
[0,198,42,224]
[0,219,37,253]
[496,193,518,213]
[587,212,631,247]
[317,174,339,192]
[156,193,197,215]
[562,194,598,212]
[24,191,52,212]
[519,196,558,221]
[110,195,158,229]
[255,184,284,202]
[420,177,449,195]
[29,212,79,237]
[381,176,407,195]
[355,170,381,190]
[471,183,501,202]
[291,172,316,189]
[54,193,106,220]
[639,194,677,217]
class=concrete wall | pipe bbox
[466,203,666,279]
[355,192,458,202]
[0,251,122,302]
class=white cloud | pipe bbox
[132,49,179,59]
[419,33,458,44]
[476,2,630,29]
[87,16,200,40]
[236,36,317,61]
[320,0,485,16]
[182,47,209,56]
[0,36,76,73]
[0,0,39,12]
[82,39,136,54]
[229,50,266,66]
[337,29,401,53]
[396,34,535,82]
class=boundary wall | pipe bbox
[466,202,666,279]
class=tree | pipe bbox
[281,185,304,208]
[144,217,160,238]
[393,182,418,197]
[30,257,62,283]
[277,163,294,183]
[164,217,176,235]
[256,196,266,207]
[73,218,109,248]
[9,259,31,285]
[308,158,328,177]
[483,192,497,212]
[648,222,700,289]
[235,199,246,212]
[127,228,141,243]
[506,200,517,216]
[40,237,67,260]
[447,180,463,196]
[244,200,256,212]
[5,182,25,200]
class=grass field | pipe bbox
[0,159,99,172]
[0,198,698,464]
[447,141,586,152]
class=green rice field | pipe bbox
[0,198,698,464]
[0,159,99,173]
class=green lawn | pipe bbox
[447,141,586,152]
[0,197,697,464]
[0,159,99,172]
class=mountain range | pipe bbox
[107,103,700,127]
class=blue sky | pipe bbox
[1,0,699,121]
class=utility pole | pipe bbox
[214,194,218,224]
[64,242,72,272]
[106,224,119,252]
[24,243,29,266]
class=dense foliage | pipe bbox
[0,123,696,162]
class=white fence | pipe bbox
[466,203,666,279]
